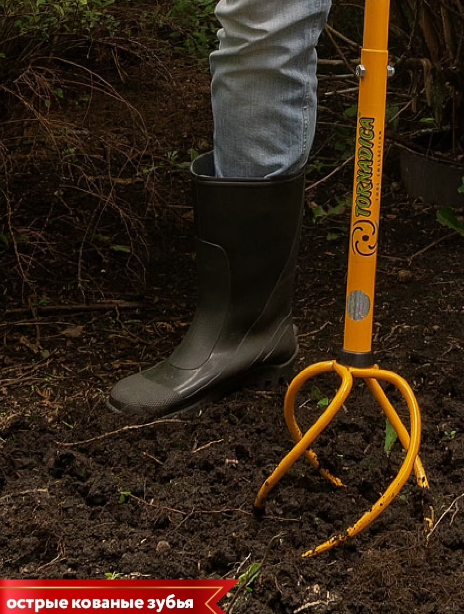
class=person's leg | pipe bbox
[211,0,331,178]
[107,0,331,416]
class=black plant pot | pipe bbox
[399,132,464,208]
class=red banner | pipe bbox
[0,581,238,614]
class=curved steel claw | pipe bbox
[253,361,428,558]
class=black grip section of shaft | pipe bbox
[338,349,375,368]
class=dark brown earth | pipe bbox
[1,4,464,613]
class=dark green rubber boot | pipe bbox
[107,152,305,416]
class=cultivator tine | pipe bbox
[283,361,353,488]
[254,362,352,511]
[301,366,424,557]
[362,372,428,488]
[254,363,428,558]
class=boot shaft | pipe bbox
[191,152,305,325]
[170,152,305,370]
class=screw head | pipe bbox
[387,65,395,78]
[355,64,366,78]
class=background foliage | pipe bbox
[1,0,464,301]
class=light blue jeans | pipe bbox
[210,0,331,178]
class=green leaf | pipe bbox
[385,418,399,455]
[238,562,261,590]
[105,572,122,580]
[311,205,325,221]
[344,105,358,118]
[437,207,464,236]
[110,245,131,253]
[92,234,111,244]
[386,105,400,132]
[326,200,346,217]
[310,386,330,408]
[310,386,325,402]
[327,229,346,241]
[118,491,131,504]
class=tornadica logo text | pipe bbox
[355,117,375,217]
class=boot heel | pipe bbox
[246,351,298,390]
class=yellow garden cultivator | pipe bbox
[254,0,429,557]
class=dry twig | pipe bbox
[192,439,224,454]
[426,492,464,543]
[305,155,354,192]
[57,418,184,447]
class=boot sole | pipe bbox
[106,349,298,419]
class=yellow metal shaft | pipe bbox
[342,0,390,359]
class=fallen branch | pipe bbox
[325,24,361,50]
[408,232,457,262]
[380,232,457,263]
[0,353,57,387]
[324,26,357,75]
